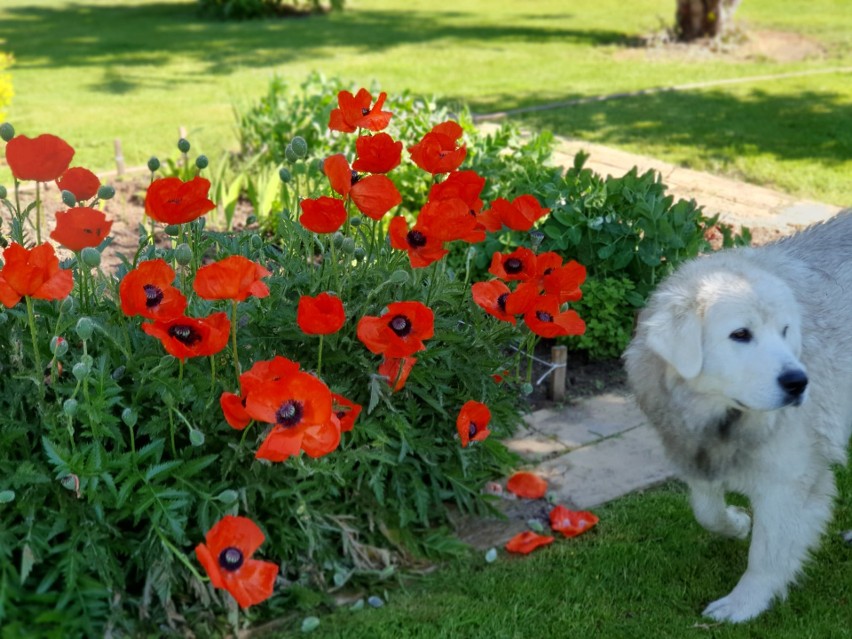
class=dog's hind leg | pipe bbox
[703,467,837,623]
[688,480,751,539]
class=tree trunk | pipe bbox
[675,0,742,41]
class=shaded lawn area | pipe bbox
[271,460,852,638]
[0,0,849,203]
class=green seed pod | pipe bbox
[290,136,308,159]
[195,154,209,170]
[50,336,68,357]
[174,242,193,266]
[97,185,115,200]
[177,138,191,153]
[0,185,6,200]
[341,237,356,254]
[278,167,291,183]
[164,224,181,237]
[61,190,77,207]
[60,296,75,314]
[521,382,534,396]
[389,270,409,285]
[147,156,160,172]
[80,354,93,368]
[332,231,345,249]
[284,143,298,164]
[349,216,362,227]
[80,247,101,268]
[121,408,138,427]
[189,429,205,446]
[111,365,126,380]
[0,490,15,504]
[249,234,263,250]
[72,362,90,381]
[0,122,14,142]
[63,398,78,417]
[75,317,94,341]
[246,214,257,226]
[216,489,239,503]
[354,247,367,261]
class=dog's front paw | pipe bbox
[702,582,773,623]
[723,506,751,539]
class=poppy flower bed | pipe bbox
[0,91,587,635]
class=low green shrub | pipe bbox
[198,0,343,20]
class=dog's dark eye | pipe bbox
[729,328,752,343]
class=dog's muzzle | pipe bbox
[778,369,808,406]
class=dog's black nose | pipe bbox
[778,369,808,397]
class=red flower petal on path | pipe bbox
[299,196,347,234]
[193,255,271,302]
[55,166,100,201]
[194,515,278,609]
[352,133,402,174]
[297,293,346,335]
[506,471,548,499]
[5,134,75,182]
[549,505,599,538]
[0,242,73,307]
[505,531,555,555]
[50,206,113,252]
[456,400,491,448]
[119,258,187,321]
[145,176,215,225]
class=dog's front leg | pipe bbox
[688,479,751,539]
[702,468,836,623]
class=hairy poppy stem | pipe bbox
[154,526,206,583]
[24,296,44,397]
[317,334,324,378]
[35,181,42,244]
[231,300,241,382]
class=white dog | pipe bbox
[624,210,852,622]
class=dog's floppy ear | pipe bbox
[643,292,703,380]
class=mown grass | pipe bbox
[271,461,852,638]
[0,0,849,202]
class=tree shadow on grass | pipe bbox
[0,2,629,87]
[506,86,852,166]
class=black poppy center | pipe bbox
[361,107,370,116]
[218,546,244,572]
[276,400,304,428]
[143,284,164,308]
[407,230,427,248]
[504,258,523,274]
[389,315,412,337]
[496,293,509,312]
[336,410,347,419]
[168,324,201,345]
[543,268,553,276]
[350,170,361,186]
[536,310,554,323]
[468,422,478,438]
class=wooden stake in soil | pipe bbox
[549,345,567,402]
[113,139,125,176]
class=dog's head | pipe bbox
[639,262,808,412]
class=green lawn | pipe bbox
[0,0,849,203]
[272,462,852,638]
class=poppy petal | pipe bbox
[350,174,402,220]
[506,471,548,499]
[549,505,599,538]
[505,531,555,555]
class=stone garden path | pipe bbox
[456,136,843,549]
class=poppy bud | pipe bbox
[249,234,263,250]
[278,168,291,183]
[147,156,161,172]
[195,154,209,170]
[72,362,90,381]
[63,398,78,416]
[521,382,534,396]
[75,317,94,341]
[284,144,298,163]
[290,136,308,159]
[97,185,115,200]
[60,296,75,313]
[341,237,356,254]
[389,270,409,285]
[189,429,205,446]
[50,336,68,357]
[0,490,14,504]
[354,247,366,261]
[529,230,545,251]
[216,489,238,503]
[121,408,137,427]
[61,190,77,207]
[349,216,362,227]
[332,232,344,249]
[0,185,6,200]
[80,354,93,368]
[111,365,126,380]
[0,122,14,142]
[177,138,191,153]
[174,243,193,266]
[246,214,257,226]
[80,247,101,268]
[164,224,181,237]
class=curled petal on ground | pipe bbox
[505,531,555,555]
[549,505,599,538]
[506,471,548,499]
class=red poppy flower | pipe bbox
[55,167,100,202]
[352,133,402,174]
[145,176,215,225]
[5,134,75,182]
[194,256,271,302]
[471,279,516,324]
[245,371,333,462]
[300,416,342,458]
[543,260,586,303]
[0,242,74,308]
[482,195,550,232]
[506,471,548,499]
[141,312,230,361]
[417,198,484,243]
[388,216,448,268]
[549,505,599,538]
[408,121,467,175]
[357,301,435,358]
[119,258,187,321]
[328,89,392,133]
[505,531,555,555]
[378,356,417,392]
[299,196,347,234]
[456,400,491,448]
[297,293,346,335]
[332,393,361,433]
[194,515,279,609]
[488,247,537,282]
[220,356,303,429]
[523,295,585,338]
[324,154,402,221]
[503,253,580,315]
[428,170,485,215]
[49,207,113,252]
